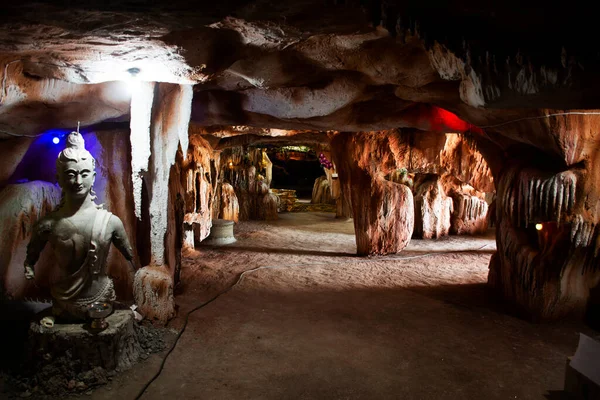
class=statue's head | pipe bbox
[56,131,96,200]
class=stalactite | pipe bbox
[130,81,155,219]
[556,183,564,223]
[177,84,193,160]
[506,168,578,228]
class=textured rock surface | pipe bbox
[219,182,239,222]
[133,266,175,325]
[412,175,452,239]
[480,113,600,321]
[182,135,219,244]
[311,175,335,205]
[147,83,192,267]
[0,181,60,299]
[28,310,140,372]
[332,132,414,255]
[0,0,599,322]
[220,148,278,221]
[449,190,489,236]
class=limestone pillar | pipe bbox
[132,83,193,324]
[331,132,414,256]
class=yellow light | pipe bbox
[535,223,543,231]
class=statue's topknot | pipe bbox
[65,131,85,150]
[56,131,95,170]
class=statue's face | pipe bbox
[58,159,96,199]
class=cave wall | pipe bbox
[183,135,220,244]
[478,114,600,320]
[411,174,452,239]
[0,1,599,325]
[220,147,277,221]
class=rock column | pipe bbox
[331,132,414,256]
[133,83,193,324]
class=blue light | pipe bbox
[52,137,60,144]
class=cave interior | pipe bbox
[0,0,599,398]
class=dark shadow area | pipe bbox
[0,299,49,370]
[545,390,576,399]
[267,146,324,199]
[405,282,513,317]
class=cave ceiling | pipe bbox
[0,0,599,164]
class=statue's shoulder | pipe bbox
[34,213,58,235]
[104,210,125,230]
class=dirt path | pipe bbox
[86,212,594,400]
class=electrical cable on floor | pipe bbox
[134,244,490,399]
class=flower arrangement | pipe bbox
[318,153,333,169]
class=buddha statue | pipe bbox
[24,131,136,326]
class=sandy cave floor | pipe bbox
[83,212,596,400]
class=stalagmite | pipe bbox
[412,175,452,239]
[220,183,239,222]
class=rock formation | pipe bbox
[0,0,599,323]
[412,174,452,239]
[0,182,60,299]
[220,147,277,221]
[448,189,489,236]
[219,183,239,223]
[311,175,334,205]
[331,132,414,255]
[133,266,176,325]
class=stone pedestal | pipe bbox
[28,309,140,371]
[25,309,141,395]
[203,219,236,245]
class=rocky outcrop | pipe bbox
[220,147,278,221]
[311,175,334,204]
[449,191,489,235]
[133,266,175,325]
[412,174,452,239]
[0,181,60,299]
[219,182,239,222]
[481,113,600,321]
[182,135,219,244]
[331,132,414,256]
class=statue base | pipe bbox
[202,219,236,245]
[24,309,142,395]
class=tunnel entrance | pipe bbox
[266,145,325,201]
